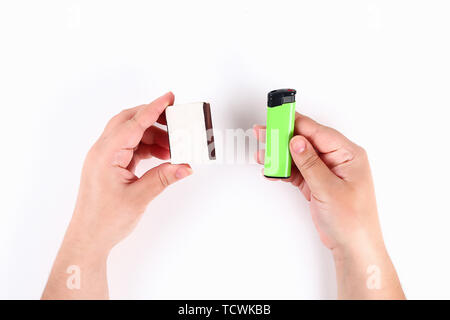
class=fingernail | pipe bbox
[175,167,193,179]
[292,138,306,154]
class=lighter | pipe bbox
[264,89,296,178]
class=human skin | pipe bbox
[254,113,405,299]
[42,92,193,299]
[42,91,405,299]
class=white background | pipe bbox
[2,0,450,299]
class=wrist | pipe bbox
[43,219,110,300]
[330,231,405,299]
[61,229,110,262]
[331,230,387,265]
[62,213,111,261]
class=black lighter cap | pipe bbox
[268,88,297,107]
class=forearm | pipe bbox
[332,239,405,300]
[42,221,110,300]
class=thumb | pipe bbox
[132,162,193,202]
[290,135,338,198]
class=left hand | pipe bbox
[69,91,193,253]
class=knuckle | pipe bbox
[130,116,146,132]
[121,107,137,116]
[106,110,127,128]
[157,168,169,188]
[356,145,368,158]
[106,115,119,127]
[87,141,102,159]
[117,109,130,119]
[300,153,321,172]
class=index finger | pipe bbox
[107,92,174,151]
[294,112,356,154]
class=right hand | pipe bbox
[254,113,405,299]
[254,113,383,258]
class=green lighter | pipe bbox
[264,89,296,178]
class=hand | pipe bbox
[42,92,192,299]
[255,113,379,252]
[70,91,192,251]
[254,113,405,299]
